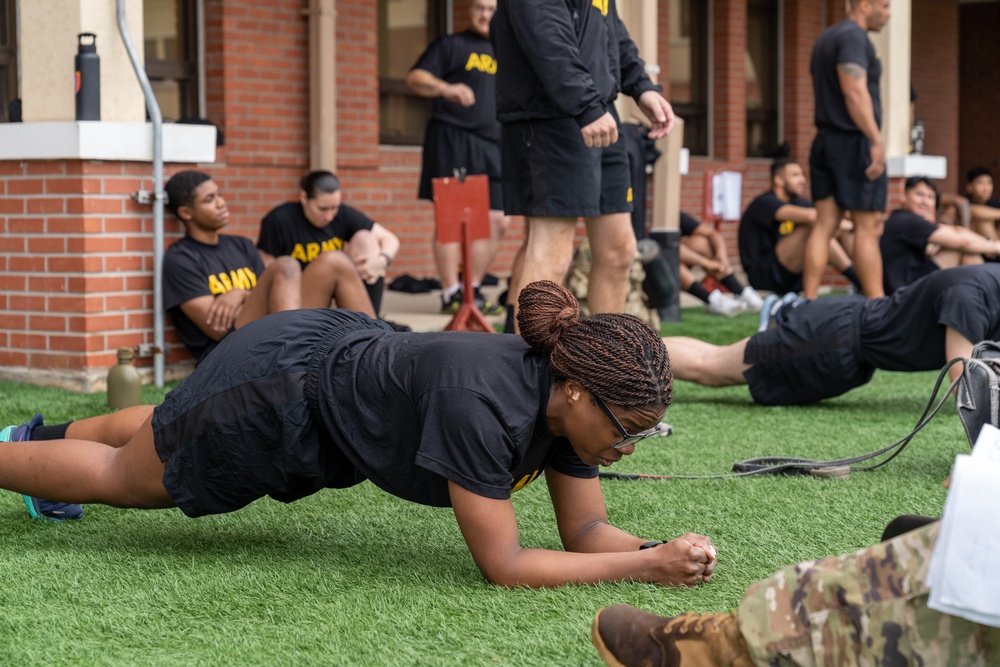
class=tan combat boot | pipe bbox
[591,605,755,667]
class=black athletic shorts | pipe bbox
[151,309,389,518]
[418,120,503,210]
[743,295,874,406]
[500,110,632,218]
[745,261,803,296]
[809,130,888,212]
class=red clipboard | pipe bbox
[432,172,495,333]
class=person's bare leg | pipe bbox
[774,225,812,274]
[301,251,377,316]
[433,241,462,292]
[585,212,636,314]
[931,248,963,270]
[63,405,156,447]
[506,231,529,330]
[681,235,713,258]
[662,336,751,386]
[678,262,696,291]
[946,327,976,384]
[519,216,578,295]
[0,413,174,509]
[850,210,885,298]
[802,197,843,298]
[827,238,854,273]
[235,255,302,328]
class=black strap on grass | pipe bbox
[598,357,964,482]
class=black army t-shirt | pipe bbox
[738,191,812,275]
[860,264,1000,372]
[879,209,939,295]
[162,235,266,364]
[316,330,596,508]
[811,19,882,132]
[257,201,375,269]
[411,30,500,142]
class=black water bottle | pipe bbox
[75,33,100,121]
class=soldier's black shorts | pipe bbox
[745,261,803,296]
[418,119,503,210]
[500,109,632,218]
[151,309,388,517]
[809,129,888,212]
[743,295,874,405]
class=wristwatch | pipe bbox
[379,252,393,266]
[639,540,664,550]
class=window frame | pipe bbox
[668,0,710,156]
[0,0,18,122]
[745,0,782,158]
[378,0,448,146]
[144,0,200,122]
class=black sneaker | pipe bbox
[440,291,462,314]
[475,288,505,316]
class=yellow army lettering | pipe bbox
[290,239,343,264]
[592,0,608,16]
[464,52,497,75]
[511,470,541,492]
[207,267,258,295]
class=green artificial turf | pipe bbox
[0,307,962,666]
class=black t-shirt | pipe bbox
[811,19,882,132]
[879,209,940,295]
[257,201,375,268]
[738,191,812,274]
[162,235,266,364]
[411,30,500,142]
[316,331,595,507]
[679,211,699,237]
[860,264,1000,372]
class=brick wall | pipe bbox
[0,160,191,389]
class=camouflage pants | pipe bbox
[738,521,1000,666]
[566,239,659,329]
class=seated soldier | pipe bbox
[678,212,763,315]
[966,166,1000,244]
[880,176,997,295]
[164,170,374,365]
[738,158,862,295]
[257,170,400,314]
[661,264,1000,406]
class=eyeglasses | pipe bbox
[593,395,663,450]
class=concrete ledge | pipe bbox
[0,361,194,394]
[887,154,947,179]
[0,121,216,163]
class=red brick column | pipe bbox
[0,160,191,390]
[783,0,823,164]
[712,0,747,162]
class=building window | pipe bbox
[0,0,17,122]
[746,0,780,158]
[144,0,199,121]
[668,0,709,156]
[378,0,446,145]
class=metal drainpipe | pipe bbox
[117,0,166,387]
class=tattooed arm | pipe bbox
[837,62,884,180]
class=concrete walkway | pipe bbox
[379,284,707,333]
